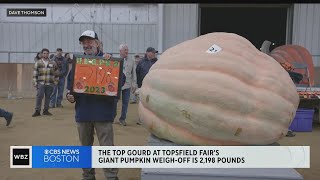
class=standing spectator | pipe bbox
[49,54,55,60]
[34,52,42,62]
[64,53,73,64]
[0,108,13,126]
[50,48,68,108]
[136,47,158,88]
[115,44,137,126]
[130,54,142,104]
[64,53,73,79]
[66,30,125,180]
[32,48,59,117]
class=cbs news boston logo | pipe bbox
[10,146,32,168]
[7,8,46,17]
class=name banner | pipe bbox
[7,9,47,17]
[10,146,310,168]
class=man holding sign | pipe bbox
[66,30,125,180]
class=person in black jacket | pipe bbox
[49,48,69,108]
[136,47,158,88]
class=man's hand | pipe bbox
[66,93,75,103]
[103,53,112,59]
[34,84,38,89]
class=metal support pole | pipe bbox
[157,4,164,54]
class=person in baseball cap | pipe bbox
[66,29,122,180]
[78,30,101,56]
[79,30,99,41]
[146,47,158,53]
[136,47,158,89]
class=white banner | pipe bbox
[91,146,310,168]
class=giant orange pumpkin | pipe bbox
[270,45,314,86]
[138,32,299,145]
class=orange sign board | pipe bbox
[71,55,123,97]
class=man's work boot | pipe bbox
[5,112,13,126]
[43,110,52,116]
[286,130,296,137]
[119,119,127,126]
[32,110,41,117]
[56,104,63,108]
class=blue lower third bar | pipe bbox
[32,146,92,168]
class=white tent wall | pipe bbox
[292,4,320,67]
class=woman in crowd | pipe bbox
[34,52,42,62]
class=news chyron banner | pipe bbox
[10,146,310,168]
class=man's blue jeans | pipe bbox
[50,77,65,107]
[35,84,53,111]
[115,88,131,121]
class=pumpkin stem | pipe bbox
[260,40,272,55]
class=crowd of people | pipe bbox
[30,35,158,121]
[1,29,158,180]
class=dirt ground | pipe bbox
[0,98,319,180]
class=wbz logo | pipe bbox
[10,146,32,168]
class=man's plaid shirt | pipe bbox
[33,59,59,86]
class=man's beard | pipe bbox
[84,47,97,55]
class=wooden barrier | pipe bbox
[0,63,35,98]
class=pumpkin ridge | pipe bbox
[269,52,286,63]
[139,102,245,145]
[143,71,298,134]
[143,82,294,126]
[147,68,298,107]
[140,84,292,144]
[156,37,280,82]
[154,44,295,92]
[287,46,305,62]
[272,49,295,63]
[139,101,284,145]
[140,86,249,138]
[258,53,296,92]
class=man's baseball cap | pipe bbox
[146,47,158,53]
[79,30,99,41]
